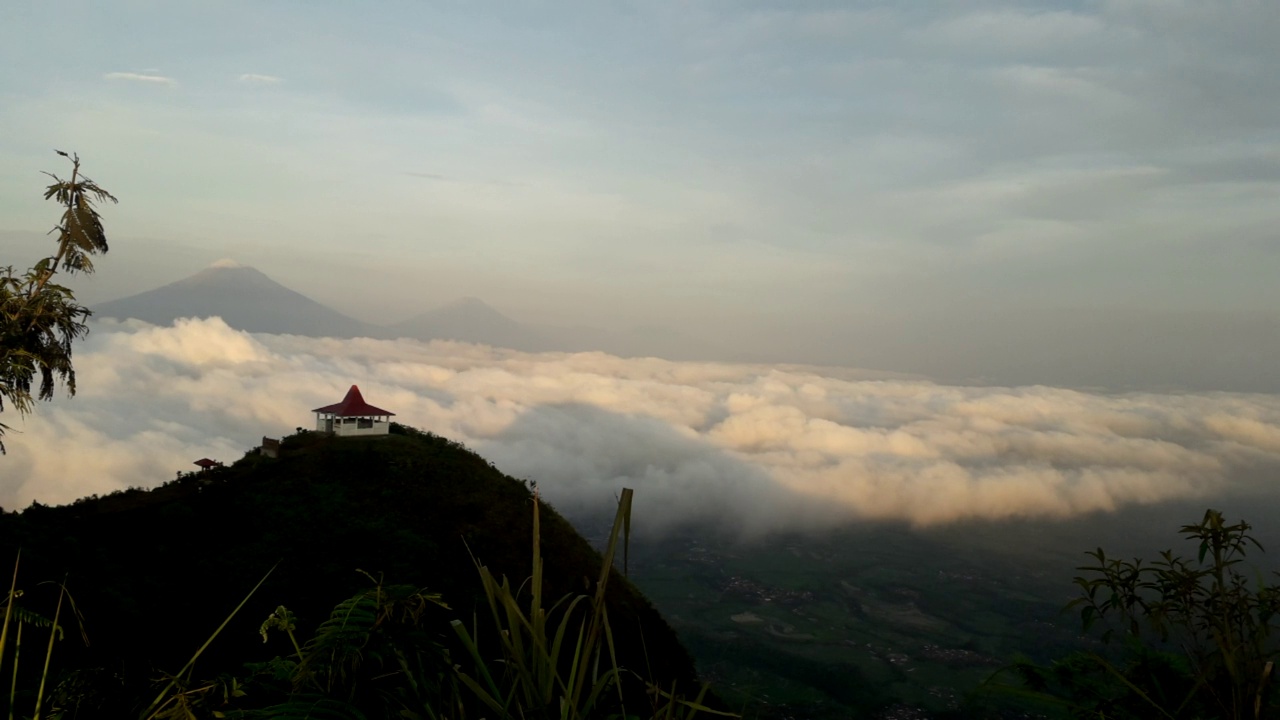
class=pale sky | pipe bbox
[2,1,1278,392]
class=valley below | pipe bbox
[627,527,1077,718]
[575,495,1280,719]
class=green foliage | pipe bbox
[133,488,728,720]
[40,152,115,275]
[450,489,632,720]
[448,487,728,720]
[288,576,453,716]
[0,557,89,720]
[1000,509,1280,719]
[243,580,458,719]
[0,151,115,453]
[143,567,276,720]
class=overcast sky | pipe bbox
[2,1,1277,391]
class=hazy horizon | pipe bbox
[2,241,1277,393]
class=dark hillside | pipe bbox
[0,426,700,706]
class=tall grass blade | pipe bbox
[567,488,632,711]
[1256,660,1273,720]
[600,604,626,713]
[450,618,511,717]
[142,563,276,719]
[7,623,19,720]
[453,487,728,720]
[0,552,19,719]
[31,578,67,720]
[1088,652,1178,720]
[622,496,630,578]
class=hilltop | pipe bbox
[0,426,702,714]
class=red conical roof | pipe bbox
[312,385,396,417]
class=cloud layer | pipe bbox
[237,73,282,85]
[5,319,1280,532]
[102,72,176,86]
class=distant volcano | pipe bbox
[387,296,553,350]
[95,264,723,360]
[93,262,380,338]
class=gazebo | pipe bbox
[313,385,395,437]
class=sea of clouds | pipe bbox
[4,317,1280,533]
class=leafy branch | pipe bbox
[1013,509,1280,720]
[0,151,115,453]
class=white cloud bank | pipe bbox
[4,318,1280,532]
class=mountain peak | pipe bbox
[445,296,493,310]
[390,296,551,350]
[94,264,378,338]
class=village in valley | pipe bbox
[619,528,1083,718]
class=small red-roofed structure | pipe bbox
[313,385,396,437]
[193,458,222,472]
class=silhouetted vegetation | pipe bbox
[5,419,1279,718]
[0,151,115,453]
[993,509,1280,719]
[0,426,710,717]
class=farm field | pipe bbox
[612,496,1280,720]
[626,524,1081,718]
